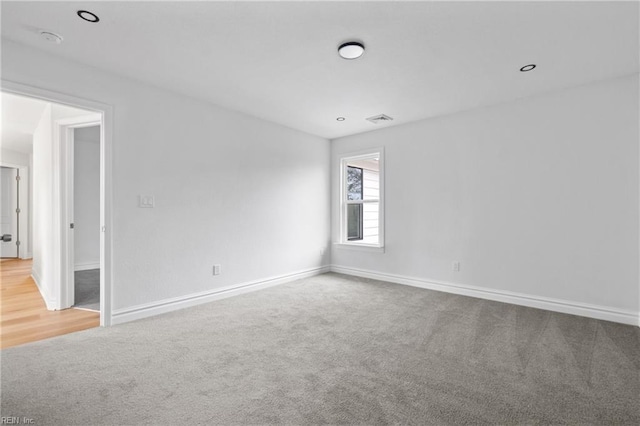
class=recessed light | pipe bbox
[77,10,100,23]
[336,117,346,121]
[39,31,63,44]
[520,64,536,72]
[338,42,365,60]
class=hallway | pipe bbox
[1,258,99,349]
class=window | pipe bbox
[340,150,383,247]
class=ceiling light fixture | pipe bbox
[520,64,536,72]
[336,117,345,121]
[338,42,365,60]
[77,10,100,23]
[39,31,63,44]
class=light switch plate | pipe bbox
[139,195,155,208]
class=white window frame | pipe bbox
[338,148,384,252]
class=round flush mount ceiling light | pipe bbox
[77,10,100,23]
[520,64,536,72]
[39,31,63,44]
[338,42,365,60]
[336,117,346,121]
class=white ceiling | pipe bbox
[1,92,97,154]
[2,1,638,139]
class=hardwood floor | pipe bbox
[1,258,99,349]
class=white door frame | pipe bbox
[57,115,101,311]
[1,80,114,326]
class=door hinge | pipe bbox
[16,240,21,246]
[16,208,20,214]
[15,175,20,181]
[70,223,74,229]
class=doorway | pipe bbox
[1,81,113,328]
[70,126,101,311]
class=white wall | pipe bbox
[0,148,29,166]
[30,102,98,307]
[31,104,54,307]
[332,74,639,323]
[2,40,330,318]
[74,126,100,270]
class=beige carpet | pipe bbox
[2,273,639,425]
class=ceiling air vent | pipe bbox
[366,114,394,124]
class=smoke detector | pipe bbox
[366,114,394,124]
[39,31,63,44]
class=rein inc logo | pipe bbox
[1,418,34,425]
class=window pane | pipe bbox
[362,168,379,201]
[346,166,362,200]
[347,204,363,240]
[341,152,383,246]
[362,202,379,244]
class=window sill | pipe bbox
[334,243,385,253]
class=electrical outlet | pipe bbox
[452,261,461,272]
[138,195,155,208]
[213,264,221,275]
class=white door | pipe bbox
[0,167,19,258]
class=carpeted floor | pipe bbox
[2,273,639,425]
[74,269,100,311]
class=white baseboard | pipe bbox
[112,266,330,325]
[31,268,56,311]
[74,261,100,271]
[331,265,640,327]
